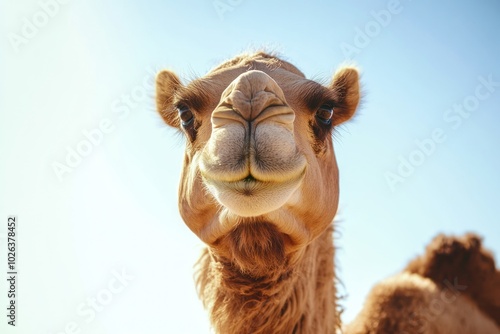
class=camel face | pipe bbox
[156,52,359,272]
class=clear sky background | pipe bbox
[1,1,499,333]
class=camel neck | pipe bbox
[196,226,338,334]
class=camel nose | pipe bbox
[213,70,292,125]
[201,69,306,191]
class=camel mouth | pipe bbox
[232,176,261,196]
[210,172,302,193]
[202,169,306,217]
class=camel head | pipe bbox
[156,52,360,277]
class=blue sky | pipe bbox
[1,0,499,333]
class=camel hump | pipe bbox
[405,233,500,328]
[405,233,495,285]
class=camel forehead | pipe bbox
[176,54,329,112]
[203,59,306,90]
[209,52,305,77]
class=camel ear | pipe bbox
[329,67,360,126]
[156,70,183,128]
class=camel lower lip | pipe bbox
[218,179,267,196]
[204,171,305,195]
[202,170,306,217]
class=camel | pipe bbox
[154,51,500,333]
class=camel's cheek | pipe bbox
[177,152,219,237]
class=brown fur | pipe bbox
[346,234,500,333]
[219,222,287,277]
[405,233,500,327]
[345,272,500,334]
[196,225,338,334]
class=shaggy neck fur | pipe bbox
[196,223,338,334]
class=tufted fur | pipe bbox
[405,233,500,327]
[196,224,338,334]
[345,234,500,333]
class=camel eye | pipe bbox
[177,105,194,127]
[316,104,334,125]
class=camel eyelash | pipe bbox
[301,84,338,112]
